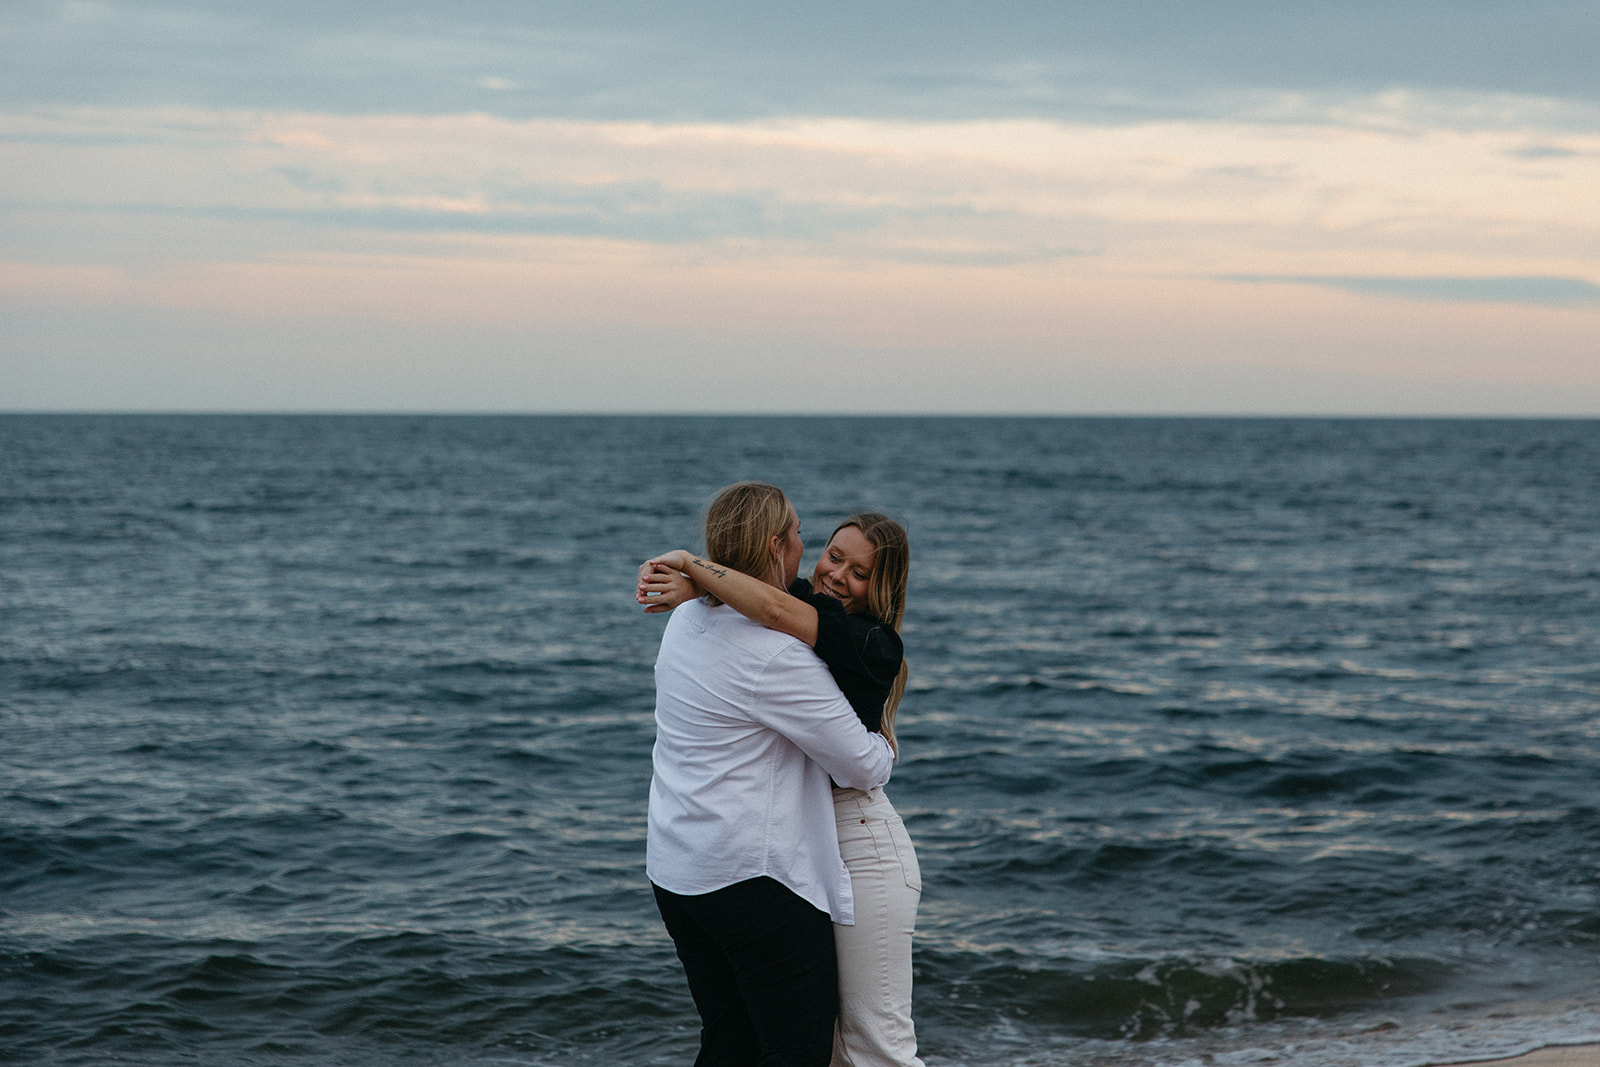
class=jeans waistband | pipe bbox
[832,785,892,816]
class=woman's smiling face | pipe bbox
[813,524,876,613]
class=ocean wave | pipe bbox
[912,948,1457,1041]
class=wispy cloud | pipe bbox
[1219,275,1600,308]
[6,102,1598,270]
[1505,144,1585,159]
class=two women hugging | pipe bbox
[637,481,924,1067]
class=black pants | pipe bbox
[653,877,839,1067]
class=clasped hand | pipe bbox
[637,552,698,613]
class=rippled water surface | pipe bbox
[3,415,1599,1066]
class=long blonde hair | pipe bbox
[702,481,793,603]
[825,513,910,755]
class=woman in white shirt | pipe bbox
[645,481,897,1067]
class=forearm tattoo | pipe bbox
[691,557,729,579]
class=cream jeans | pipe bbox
[831,786,925,1067]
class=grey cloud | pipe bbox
[472,180,887,243]
[276,168,347,194]
[10,184,878,245]
[6,179,1094,265]
[3,1,1598,123]
[0,129,166,147]
[1220,274,1600,308]
[1504,144,1585,159]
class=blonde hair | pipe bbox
[825,513,910,755]
[702,481,793,604]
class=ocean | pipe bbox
[2,414,1598,1067]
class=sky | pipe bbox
[3,1,1598,414]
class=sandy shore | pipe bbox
[1442,1046,1599,1067]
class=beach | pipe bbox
[1456,1048,1600,1067]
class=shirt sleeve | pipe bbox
[789,579,903,731]
[748,641,894,791]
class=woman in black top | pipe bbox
[639,513,923,1067]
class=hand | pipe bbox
[636,560,698,613]
[636,554,689,599]
[647,549,696,573]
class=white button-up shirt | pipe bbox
[646,597,895,924]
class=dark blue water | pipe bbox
[3,415,1598,1067]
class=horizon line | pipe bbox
[4,410,1598,421]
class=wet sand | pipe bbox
[1442,1046,1599,1067]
